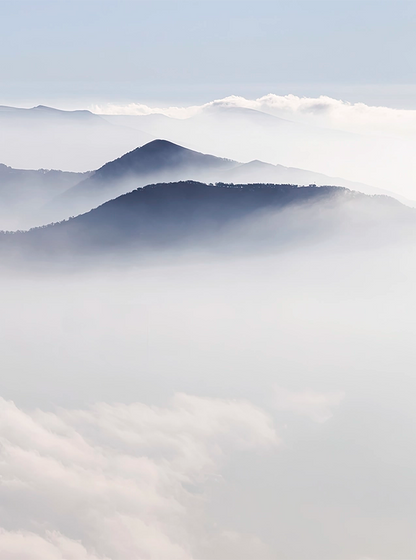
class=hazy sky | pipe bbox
[1,0,416,108]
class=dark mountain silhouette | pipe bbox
[90,139,234,181]
[2,181,413,263]
[42,139,412,226]
[42,140,236,222]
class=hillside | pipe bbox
[41,139,412,226]
[2,181,413,263]
[41,140,236,222]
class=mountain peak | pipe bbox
[33,105,55,111]
[46,141,238,222]
[94,140,231,182]
[111,140,190,164]
[135,139,188,153]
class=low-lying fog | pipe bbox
[1,237,416,559]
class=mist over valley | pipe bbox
[1,1,416,555]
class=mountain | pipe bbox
[102,105,361,172]
[102,104,416,196]
[0,105,154,171]
[221,160,415,206]
[41,140,236,222]
[2,181,413,264]
[2,104,413,197]
[90,138,234,181]
[41,139,414,226]
[0,105,102,123]
[102,106,322,162]
[0,165,90,230]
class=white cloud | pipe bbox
[274,385,345,423]
[251,94,416,136]
[0,530,105,560]
[92,94,416,136]
[0,394,277,559]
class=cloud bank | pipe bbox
[0,393,277,559]
[92,94,416,136]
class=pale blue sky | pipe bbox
[1,0,415,108]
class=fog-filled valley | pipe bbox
[2,239,416,559]
[2,95,416,559]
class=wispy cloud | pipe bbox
[0,393,277,559]
[92,94,416,136]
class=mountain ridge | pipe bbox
[41,140,237,222]
[41,139,415,226]
[2,181,413,265]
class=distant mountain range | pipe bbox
[0,164,90,230]
[0,105,153,171]
[2,180,413,264]
[1,137,414,230]
[1,103,414,200]
[39,139,414,225]
[101,104,416,196]
[0,103,414,227]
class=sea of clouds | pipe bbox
[1,244,416,558]
[0,393,278,559]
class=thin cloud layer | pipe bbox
[92,94,416,136]
[0,393,278,559]
[0,530,104,560]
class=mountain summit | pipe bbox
[39,139,414,227]
[43,140,236,222]
[92,139,234,182]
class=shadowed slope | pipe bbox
[42,140,236,222]
[2,181,414,264]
